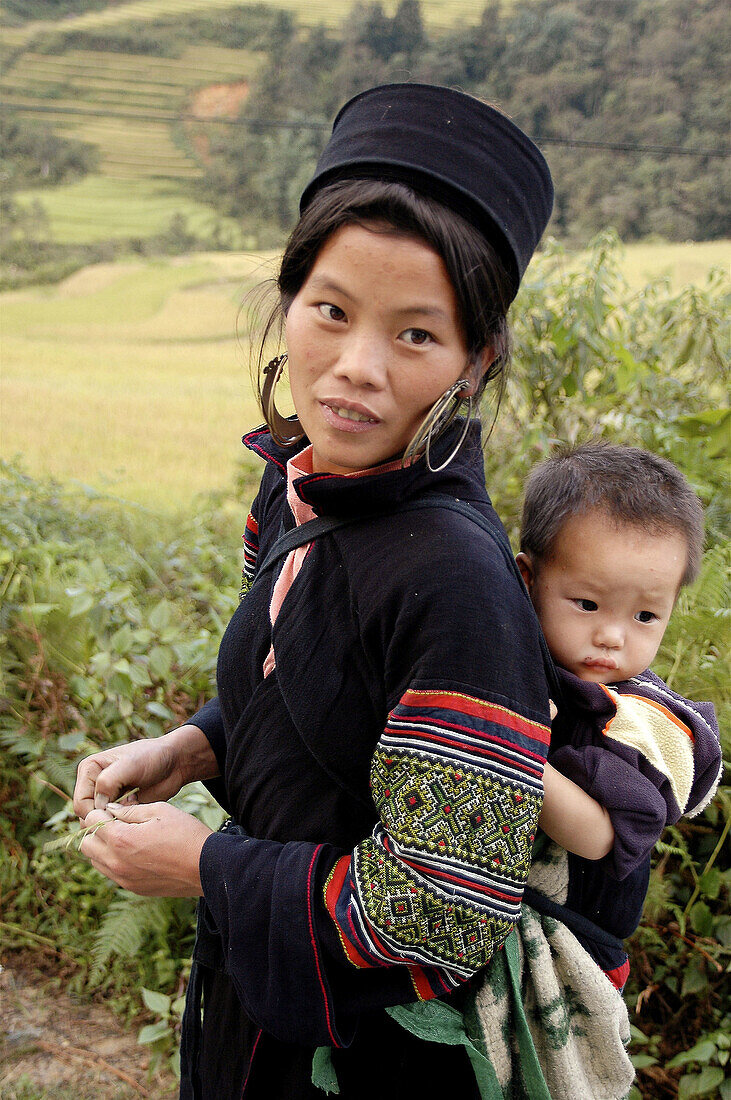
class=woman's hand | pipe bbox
[79,801,213,897]
[73,724,219,823]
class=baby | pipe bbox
[516,442,721,988]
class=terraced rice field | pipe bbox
[12,175,246,243]
[2,47,258,180]
[2,0,485,243]
[7,0,485,37]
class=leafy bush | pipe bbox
[0,465,241,1034]
[1,239,727,1091]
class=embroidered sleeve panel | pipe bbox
[324,685,549,978]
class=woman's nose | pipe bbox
[332,334,388,389]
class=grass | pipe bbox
[0,1083,145,1100]
[1,242,727,512]
[618,240,730,290]
[542,238,730,293]
[0,252,275,510]
[11,177,246,241]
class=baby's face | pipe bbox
[519,513,687,683]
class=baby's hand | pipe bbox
[549,699,558,721]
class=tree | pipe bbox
[391,0,425,57]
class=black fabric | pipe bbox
[300,83,554,298]
[184,423,551,1098]
[258,488,561,701]
[522,885,629,975]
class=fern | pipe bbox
[90,893,172,985]
[39,755,77,795]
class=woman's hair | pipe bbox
[520,442,705,586]
[252,177,515,414]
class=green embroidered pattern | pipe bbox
[354,837,514,971]
[371,749,540,882]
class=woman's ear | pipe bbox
[515,552,535,593]
[462,345,498,396]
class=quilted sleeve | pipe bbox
[621,671,722,819]
[550,670,722,879]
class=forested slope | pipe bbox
[2,0,729,277]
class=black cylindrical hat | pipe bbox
[300,83,554,299]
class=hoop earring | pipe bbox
[402,379,473,473]
[261,354,304,447]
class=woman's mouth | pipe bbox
[320,401,380,432]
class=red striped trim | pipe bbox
[345,907,385,967]
[325,854,350,916]
[400,689,551,745]
[393,712,548,763]
[410,966,441,1001]
[349,907,414,966]
[240,1027,263,1098]
[386,723,545,777]
[603,958,630,992]
[325,857,373,968]
[297,459,403,504]
[244,513,259,536]
[381,837,521,903]
[400,856,520,903]
[246,437,286,472]
[306,845,338,1047]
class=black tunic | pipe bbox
[181,423,551,1098]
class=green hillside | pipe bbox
[2,0,728,279]
[4,0,480,36]
[2,45,259,182]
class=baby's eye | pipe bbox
[573,598,598,612]
[400,328,433,346]
[635,610,657,623]
[318,303,346,322]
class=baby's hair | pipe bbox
[520,442,704,586]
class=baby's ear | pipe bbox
[515,552,535,592]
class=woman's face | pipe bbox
[285,223,486,475]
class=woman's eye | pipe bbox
[401,328,433,346]
[635,610,657,623]
[573,598,598,612]
[318,303,346,322]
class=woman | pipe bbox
[74,84,555,1098]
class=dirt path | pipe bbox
[0,963,176,1099]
